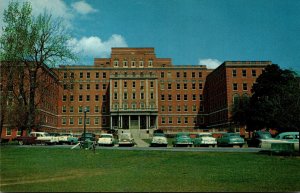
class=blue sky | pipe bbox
[0,0,300,72]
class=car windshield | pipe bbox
[100,135,112,138]
[260,133,272,139]
[228,133,240,138]
[154,133,165,137]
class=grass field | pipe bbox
[1,146,300,192]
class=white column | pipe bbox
[129,115,131,129]
[110,116,113,129]
[138,115,140,130]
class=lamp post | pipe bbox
[83,107,87,142]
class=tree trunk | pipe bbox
[27,70,37,134]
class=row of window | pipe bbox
[161,94,204,101]
[63,70,204,80]
[62,95,107,102]
[160,82,203,90]
[61,117,107,125]
[161,116,204,124]
[63,83,107,90]
[113,59,153,68]
[62,105,106,113]
[160,104,204,112]
[232,83,249,91]
[232,69,257,77]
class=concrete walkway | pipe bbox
[130,129,149,147]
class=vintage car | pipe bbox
[78,132,96,142]
[15,132,59,145]
[97,133,116,146]
[118,132,135,147]
[58,133,79,145]
[261,132,299,152]
[172,132,193,147]
[150,133,168,147]
[217,133,245,148]
[193,133,217,147]
[247,131,273,148]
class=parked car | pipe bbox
[247,131,273,148]
[172,132,193,147]
[150,133,168,147]
[98,133,116,146]
[58,133,79,145]
[193,132,217,147]
[78,132,96,142]
[260,132,299,152]
[16,132,59,145]
[118,132,135,147]
[217,133,245,148]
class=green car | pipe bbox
[172,132,193,147]
[217,133,245,148]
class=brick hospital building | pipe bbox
[1,47,270,139]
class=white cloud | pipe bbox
[198,58,222,69]
[71,0,98,15]
[68,34,128,62]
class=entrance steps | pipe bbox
[129,129,149,147]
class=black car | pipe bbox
[247,131,273,147]
[79,132,96,142]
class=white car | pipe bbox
[193,133,217,147]
[97,134,116,146]
[150,133,168,147]
[118,133,135,147]
[30,132,59,145]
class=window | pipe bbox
[86,84,90,90]
[160,83,164,90]
[63,95,67,102]
[95,84,99,90]
[242,69,247,77]
[192,72,195,78]
[63,72,67,79]
[86,118,90,125]
[200,103,204,112]
[69,117,74,125]
[177,117,181,124]
[124,81,127,88]
[87,72,90,79]
[80,72,83,78]
[95,95,99,101]
[252,69,257,77]
[71,72,75,79]
[161,105,165,112]
[192,105,197,112]
[102,117,106,125]
[114,81,118,88]
[150,92,154,99]
[139,61,144,67]
[114,60,119,67]
[168,83,172,89]
[177,94,181,101]
[70,106,74,113]
[103,72,106,78]
[184,83,187,89]
[131,61,136,67]
[123,60,128,67]
[161,72,164,78]
[79,95,83,101]
[177,105,181,112]
[114,93,118,100]
[96,72,99,78]
[162,117,166,124]
[80,84,83,90]
[161,94,165,101]
[243,83,248,91]
[199,72,202,78]
[148,60,153,67]
[94,117,99,125]
[200,94,203,101]
[95,106,99,113]
[184,105,188,111]
[199,83,203,90]
[168,117,173,124]
[183,72,187,78]
[176,72,180,78]
[70,95,74,102]
[132,93,136,99]
[150,81,154,88]
[103,95,107,101]
[233,83,238,91]
[102,105,106,113]
[184,117,188,124]
[63,84,67,90]
[62,117,66,125]
[184,94,188,101]
[176,83,180,89]
[140,92,144,99]
[78,106,83,113]
[78,117,83,125]
[168,105,172,112]
[132,81,136,88]
[168,94,172,101]
[192,83,196,89]
[103,84,107,89]
[192,94,196,101]
[232,69,237,77]
[124,92,128,100]
[86,95,90,101]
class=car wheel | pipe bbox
[239,144,243,148]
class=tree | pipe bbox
[0,1,77,135]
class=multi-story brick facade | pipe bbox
[1,48,270,139]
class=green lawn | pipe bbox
[1,146,300,192]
